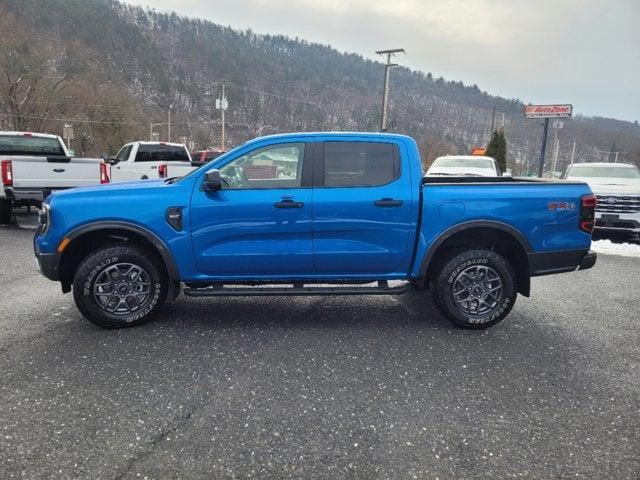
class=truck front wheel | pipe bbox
[72,244,167,328]
[432,249,517,329]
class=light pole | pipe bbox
[168,105,173,142]
[215,84,228,151]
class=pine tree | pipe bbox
[486,129,507,173]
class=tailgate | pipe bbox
[163,162,197,178]
[11,156,102,188]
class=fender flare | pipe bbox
[63,221,181,297]
[416,220,533,289]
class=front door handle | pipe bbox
[374,198,403,207]
[274,199,304,208]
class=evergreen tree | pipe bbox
[486,129,507,172]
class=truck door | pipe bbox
[109,144,136,183]
[312,140,414,275]
[191,141,314,277]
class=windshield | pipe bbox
[431,157,494,170]
[565,165,640,179]
[0,135,65,156]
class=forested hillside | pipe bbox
[1,0,639,172]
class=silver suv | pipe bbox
[564,162,640,234]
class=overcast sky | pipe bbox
[126,0,639,122]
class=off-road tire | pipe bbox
[432,249,517,329]
[0,198,12,224]
[72,244,167,328]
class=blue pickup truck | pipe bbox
[34,132,597,329]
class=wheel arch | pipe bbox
[416,220,532,296]
[58,221,180,298]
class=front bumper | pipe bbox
[33,233,60,281]
[36,252,60,281]
[595,211,640,233]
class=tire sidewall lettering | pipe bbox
[448,257,489,285]
[83,256,119,296]
[82,254,161,323]
[443,253,515,326]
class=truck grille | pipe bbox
[595,195,640,214]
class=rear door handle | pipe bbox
[374,198,403,207]
[274,199,304,208]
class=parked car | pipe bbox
[107,141,195,182]
[426,155,501,177]
[191,149,226,166]
[0,131,108,224]
[34,132,596,329]
[563,162,640,234]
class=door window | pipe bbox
[219,143,305,189]
[322,142,400,187]
[114,145,133,162]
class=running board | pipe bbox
[183,281,411,297]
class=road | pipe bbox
[0,214,638,479]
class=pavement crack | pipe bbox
[113,407,198,480]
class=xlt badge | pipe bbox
[166,207,183,231]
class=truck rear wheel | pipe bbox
[432,249,517,329]
[0,198,12,224]
[72,244,167,328]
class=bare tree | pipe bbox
[0,10,81,131]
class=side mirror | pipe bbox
[202,169,223,192]
[191,160,204,167]
[107,157,120,165]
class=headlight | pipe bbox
[38,203,51,233]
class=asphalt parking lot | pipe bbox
[1,211,638,479]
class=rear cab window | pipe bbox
[321,141,400,187]
[134,144,190,162]
[0,135,66,156]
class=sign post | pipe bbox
[537,118,550,178]
[524,104,572,177]
[62,123,74,150]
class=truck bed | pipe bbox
[422,176,585,185]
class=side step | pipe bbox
[183,280,411,297]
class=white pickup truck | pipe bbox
[564,162,640,234]
[0,132,108,224]
[107,141,197,183]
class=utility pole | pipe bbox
[216,83,228,151]
[551,136,560,176]
[490,106,497,133]
[551,120,564,178]
[570,139,576,164]
[221,83,226,151]
[376,48,404,131]
[168,104,173,142]
[614,151,619,163]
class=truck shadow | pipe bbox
[157,289,454,331]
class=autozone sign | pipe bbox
[524,104,573,118]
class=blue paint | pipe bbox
[35,132,593,284]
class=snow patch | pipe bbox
[591,239,640,258]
